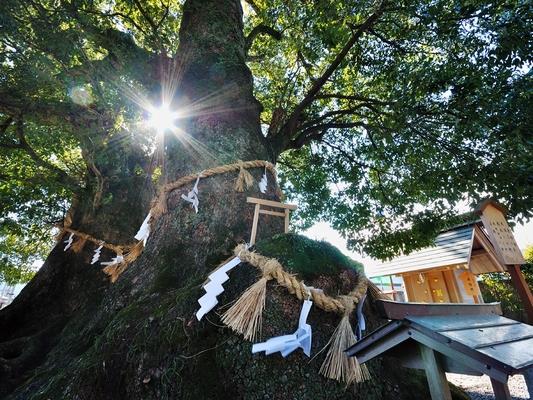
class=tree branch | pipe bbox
[0,92,102,129]
[297,50,316,81]
[132,0,158,33]
[315,93,392,105]
[320,138,392,176]
[243,0,261,14]
[4,117,80,189]
[298,104,389,132]
[245,24,282,55]
[64,5,160,82]
[83,9,149,35]
[289,121,368,149]
[367,28,407,54]
[156,0,170,28]
[0,116,14,135]
[271,0,387,152]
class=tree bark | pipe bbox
[0,1,459,399]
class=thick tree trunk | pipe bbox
[0,1,462,399]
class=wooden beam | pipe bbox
[490,378,511,400]
[523,367,533,399]
[250,203,260,245]
[443,270,462,303]
[419,345,452,400]
[401,264,467,277]
[246,197,297,210]
[284,208,290,233]
[471,248,488,257]
[507,265,533,323]
[258,209,285,217]
[353,328,411,363]
[375,299,502,320]
[473,226,507,272]
[410,330,510,383]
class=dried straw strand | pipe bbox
[234,162,255,192]
[70,237,87,253]
[319,297,370,385]
[221,276,268,341]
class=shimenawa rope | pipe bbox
[58,160,276,280]
[220,244,376,385]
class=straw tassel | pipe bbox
[101,252,125,282]
[71,237,87,253]
[102,241,145,283]
[222,276,268,341]
[319,297,370,386]
[367,280,387,300]
[102,261,128,283]
[124,241,145,263]
[234,162,255,192]
[222,258,281,341]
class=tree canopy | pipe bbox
[1,0,531,283]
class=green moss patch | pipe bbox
[254,233,363,279]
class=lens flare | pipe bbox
[147,104,180,133]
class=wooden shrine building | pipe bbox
[366,200,533,322]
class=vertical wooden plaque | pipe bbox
[478,202,525,265]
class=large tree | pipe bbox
[0,0,530,398]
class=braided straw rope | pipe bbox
[228,244,375,385]
[61,227,133,254]
[233,244,369,315]
[151,160,276,217]
[58,160,277,281]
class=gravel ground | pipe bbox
[447,373,530,400]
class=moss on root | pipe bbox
[9,235,468,400]
[255,233,363,279]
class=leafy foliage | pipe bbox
[0,119,82,284]
[245,0,532,258]
[0,224,43,285]
[0,0,531,284]
[480,245,533,322]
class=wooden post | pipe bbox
[522,367,533,399]
[490,378,511,400]
[246,197,297,245]
[507,265,533,323]
[249,203,260,245]
[419,344,452,400]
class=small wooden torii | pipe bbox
[247,197,297,245]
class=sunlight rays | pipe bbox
[146,103,181,134]
[68,43,252,180]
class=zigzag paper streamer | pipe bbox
[258,168,268,193]
[63,232,75,251]
[355,294,367,340]
[181,176,200,213]
[101,254,124,267]
[91,245,103,265]
[134,212,151,246]
[252,299,313,357]
[196,256,241,320]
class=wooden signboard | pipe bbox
[478,201,525,265]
